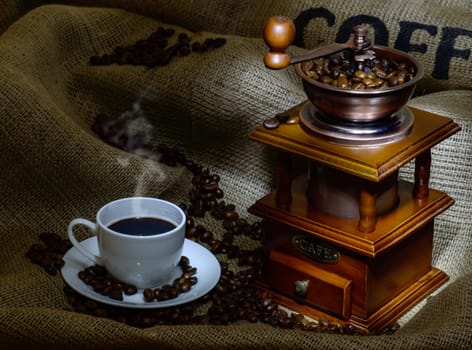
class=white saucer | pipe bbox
[61,237,221,309]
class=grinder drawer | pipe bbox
[265,249,352,319]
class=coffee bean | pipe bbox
[199,230,213,242]
[123,285,138,295]
[108,289,123,301]
[275,112,290,123]
[263,117,280,129]
[143,288,155,302]
[213,38,227,48]
[179,256,190,266]
[191,42,203,52]
[223,210,238,220]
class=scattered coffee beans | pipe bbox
[300,53,416,90]
[186,169,224,218]
[25,232,72,275]
[77,256,196,302]
[89,26,227,68]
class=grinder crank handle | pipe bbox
[263,16,371,69]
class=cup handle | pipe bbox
[68,218,102,265]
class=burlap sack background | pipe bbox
[0,1,471,349]
[4,0,468,93]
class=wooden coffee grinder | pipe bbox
[248,16,461,333]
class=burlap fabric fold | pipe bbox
[0,3,471,349]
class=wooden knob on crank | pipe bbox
[263,16,295,69]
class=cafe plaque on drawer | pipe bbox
[292,235,340,264]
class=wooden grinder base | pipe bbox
[248,103,460,334]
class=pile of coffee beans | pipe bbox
[187,169,224,217]
[25,111,400,335]
[77,255,196,302]
[25,232,72,275]
[89,26,226,68]
[143,256,197,302]
[78,265,136,301]
[300,53,416,90]
[182,201,264,268]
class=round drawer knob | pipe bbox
[294,280,310,297]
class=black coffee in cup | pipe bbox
[108,217,176,236]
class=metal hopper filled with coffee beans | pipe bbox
[248,16,461,334]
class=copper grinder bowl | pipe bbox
[295,46,424,122]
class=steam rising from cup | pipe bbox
[102,97,171,197]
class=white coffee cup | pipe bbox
[68,197,186,288]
